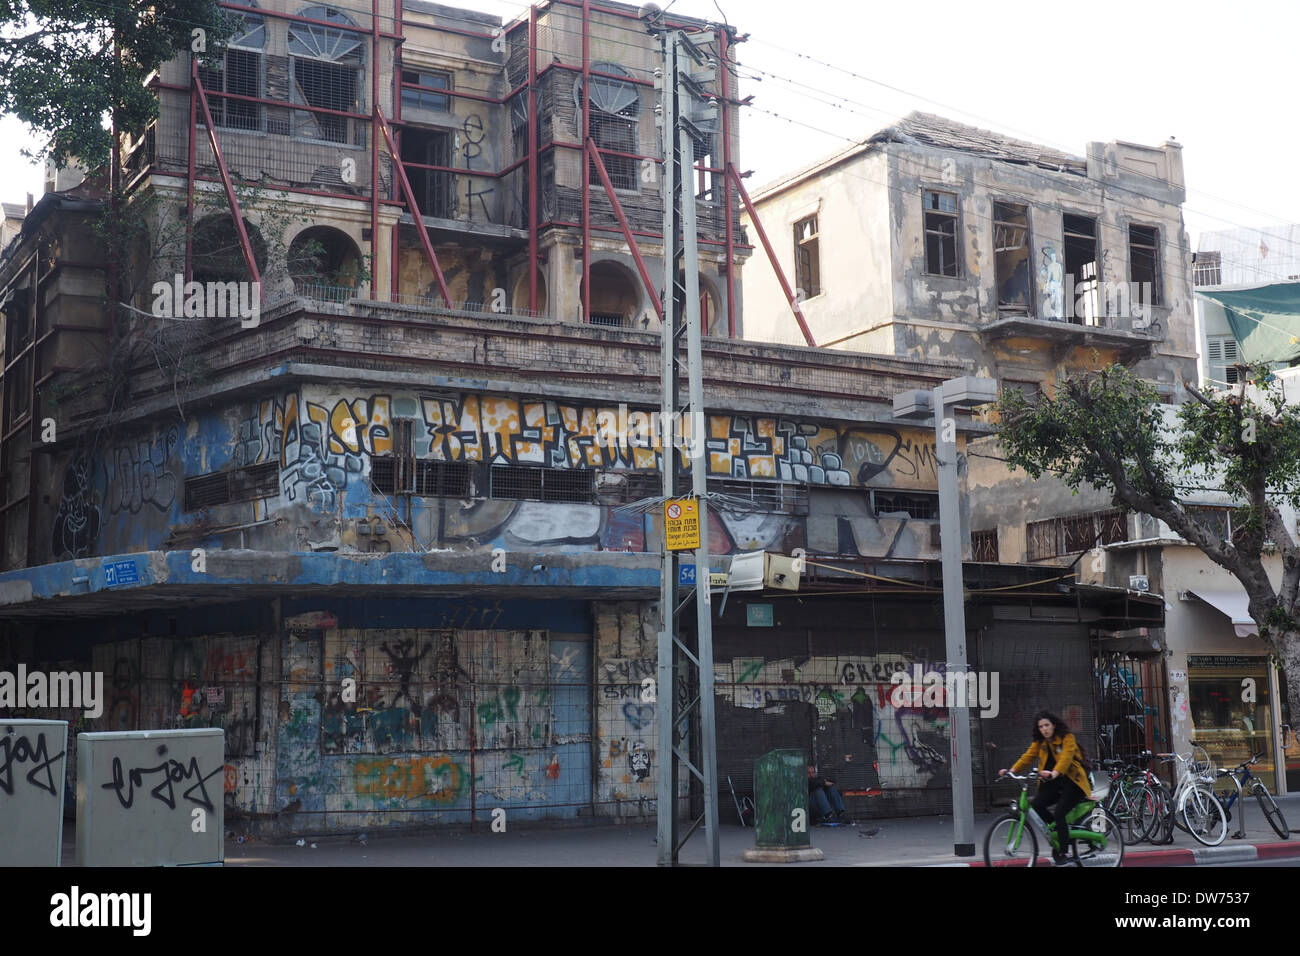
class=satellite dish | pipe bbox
[638,3,663,20]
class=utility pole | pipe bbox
[651,16,720,867]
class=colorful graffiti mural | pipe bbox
[46,385,945,559]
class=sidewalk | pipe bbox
[200,794,1300,867]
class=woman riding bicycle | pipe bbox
[999,710,1091,865]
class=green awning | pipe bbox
[1197,282,1300,366]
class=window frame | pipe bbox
[401,68,453,113]
[793,214,821,299]
[992,199,1033,313]
[1128,223,1164,307]
[923,189,961,278]
[287,7,366,146]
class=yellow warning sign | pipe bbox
[664,498,700,551]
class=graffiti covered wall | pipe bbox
[45,386,951,562]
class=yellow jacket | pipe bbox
[1010,733,1091,796]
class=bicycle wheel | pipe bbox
[1127,785,1160,845]
[1180,786,1228,846]
[1253,783,1291,839]
[1111,786,1144,845]
[1146,785,1175,844]
[984,812,1039,867]
[1071,806,1125,867]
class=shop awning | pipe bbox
[1187,588,1259,637]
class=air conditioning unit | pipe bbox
[1129,574,1150,592]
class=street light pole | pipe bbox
[895,376,996,858]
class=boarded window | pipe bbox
[1129,224,1163,307]
[793,215,820,299]
[994,201,1032,312]
[1026,518,1058,560]
[924,190,959,277]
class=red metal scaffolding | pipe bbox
[170,0,813,343]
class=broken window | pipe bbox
[993,201,1031,312]
[1193,250,1222,287]
[923,190,959,277]
[1129,224,1163,307]
[197,14,264,130]
[972,528,998,562]
[1206,335,1240,385]
[577,64,639,191]
[793,215,820,299]
[1063,213,1098,325]
[289,6,364,144]
[401,127,453,218]
[402,69,451,112]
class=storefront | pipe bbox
[1186,654,1279,792]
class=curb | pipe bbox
[951,839,1300,867]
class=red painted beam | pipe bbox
[728,164,815,347]
[588,138,662,319]
[580,0,591,326]
[192,61,263,298]
[528,6,539,314]
[377,108,452,306]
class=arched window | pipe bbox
[289,5,365,144]
[575,64,639,191]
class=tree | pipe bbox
[0,0,232,169]
[996,363,1300,729]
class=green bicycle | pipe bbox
[984,769,1125,867]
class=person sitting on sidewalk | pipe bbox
[807,765,848,825]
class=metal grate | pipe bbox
[1026,518,1057,560]
[184,462,279,511]
[490,466,594,504]
[184,473,232,510]
[589,313,625,328]
[872,491,939,519]
[712,479,809,515]
[416,460,471,497]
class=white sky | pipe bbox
[4,0,1298,250]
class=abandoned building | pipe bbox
[0,4,1172,836]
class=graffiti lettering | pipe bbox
[0,731,64,796]
[101,752,222,812]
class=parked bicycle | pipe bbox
[1144,746,1228,847]
[1215,753,1290,840]
[1099,754,1158,845]
[984,768,1124,867]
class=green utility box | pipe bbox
[754,748,810,848]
